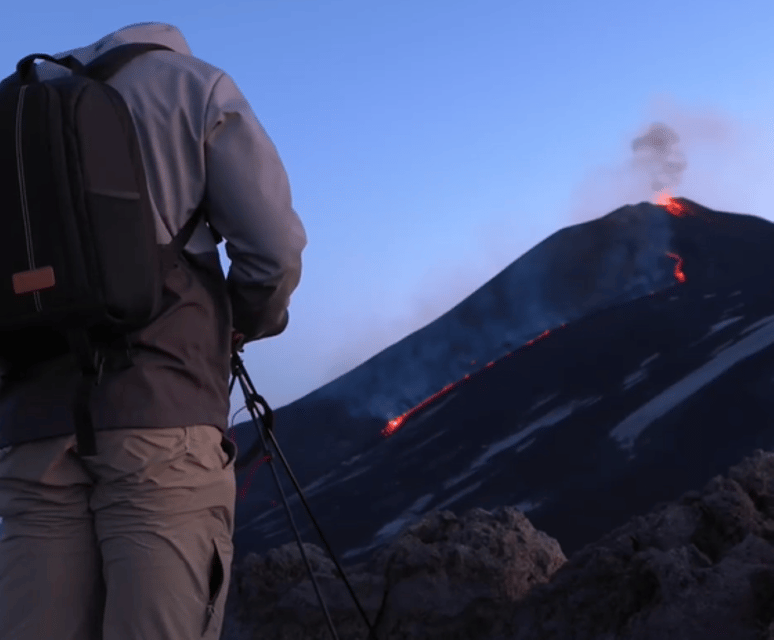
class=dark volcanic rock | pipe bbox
[231,200,774,572]
[222,506,566,639]
[223,449,774,640]
[222,199,774,638]
[507,448,774,640]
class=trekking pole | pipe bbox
[229,349,380,640]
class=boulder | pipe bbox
[507,448,774,640]
[222,506,566,639]
[223,450,774,640]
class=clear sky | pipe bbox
[3,1,774,418]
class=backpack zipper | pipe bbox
[15,86,42,313]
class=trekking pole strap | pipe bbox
[66,330,105,457]
[230,351,274,432]
[73,372,98,456]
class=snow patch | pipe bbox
[435,480,484,512]
[710,339,736,357]
[236,490,304,532]
[623,368,647,390]
[444,397,601,490]
[515,499,543,513]
[641,353,660,367]
[707,316,744,336]
[412,430,446,451]
[470,403,582,470]
[623,354,662,390]
[610,315,774,451]
[528,392,559,413]
[301,468,338,496]
[414,392,457,422]
[305,457,373,497]
[691,316,746,347]
[335,466,371,486]
[371,493,435,545]
[741,314,774,337]
[342,544,369,560]
[341,453,363,467]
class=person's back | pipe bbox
[0,22,306,640]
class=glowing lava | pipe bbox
[666,251,686,283]
[382,381,459,438]
[382,328,554,438]
[526,329,550,346]
[654,190,689,217]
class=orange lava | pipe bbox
[526,329,550,346]
[382,380,459,438]
[654,191,689,217]
[666,252,686,283]
[382,329,554,438]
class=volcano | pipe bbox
[227,198,774,567]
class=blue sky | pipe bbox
[3,1,774,418]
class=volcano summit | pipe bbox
[227,197,774,575]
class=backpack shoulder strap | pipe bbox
[168,205,206,255]
[15,43,175,85]
[81,42,175,82]
[80,44,206,263]
[159,205,208,275]
[82,41,205,259]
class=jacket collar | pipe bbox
[35,22,191,77]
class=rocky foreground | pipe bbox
[221,449,774,640]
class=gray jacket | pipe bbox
[0,22,307,448]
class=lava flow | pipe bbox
[666,251,686,283]
[382,381,460,438]
[526,329,550,346]
[655,191,690,217]
[382,328,553,439]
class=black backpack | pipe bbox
[0,42,207,456]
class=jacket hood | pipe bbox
[45,22,192,68]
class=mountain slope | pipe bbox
[230,198,774,568]
[231,200,697,489]
[295,200,679,420]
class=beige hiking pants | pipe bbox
[0,425,237,640]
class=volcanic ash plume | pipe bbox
[631,123,687,193]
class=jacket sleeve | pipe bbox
[203,72,307,342]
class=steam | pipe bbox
[631,122,687,193]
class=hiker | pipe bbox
[0,22,306,640]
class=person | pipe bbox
[0,22,306,640]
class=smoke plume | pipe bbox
[631,122,687,193]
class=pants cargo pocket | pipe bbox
[202,538,226,637]
[221,435,237,470]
